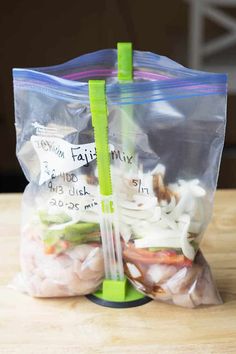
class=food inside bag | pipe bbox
[120,167,222,307]
[19,175,104,297]
[13,45,227,306]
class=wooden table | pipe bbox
[0,191,236,354]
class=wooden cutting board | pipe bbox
[0,191,235,354]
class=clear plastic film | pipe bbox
[12,48,227,306]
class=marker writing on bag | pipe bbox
[71,147,96,167]
[132,179,149,194]
[84,200,98,210]
[68,185,90,196]
[71,146,133,166]
[110,149,133,164]
[34,139,65,159]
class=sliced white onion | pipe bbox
[190,185,206,197]
[135,237,181,249]
[126,263,142,278]
[133,194,157,207]
[161,195,176,213]
[120,214,137,226]
[133,222,177,237]
[178,214,195,260]
[119,222,132,243]
[170,192,190,220]
[159,211,178,230]
[155,219,171,229]
[147,207,161,223]
[121,208,154,220]
[188,220,202,234]
[120,195,157,211]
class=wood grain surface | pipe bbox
[0,191,235,354]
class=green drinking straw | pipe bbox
[118,42,133,82]
[87,47,150,306]
[89,80,124,281]
[117,42,135,161]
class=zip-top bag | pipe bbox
[12,43,227,307]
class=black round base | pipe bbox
[86,294,152,308]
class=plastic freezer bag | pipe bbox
[13,48,227,306]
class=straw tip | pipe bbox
[117,42,132,50]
